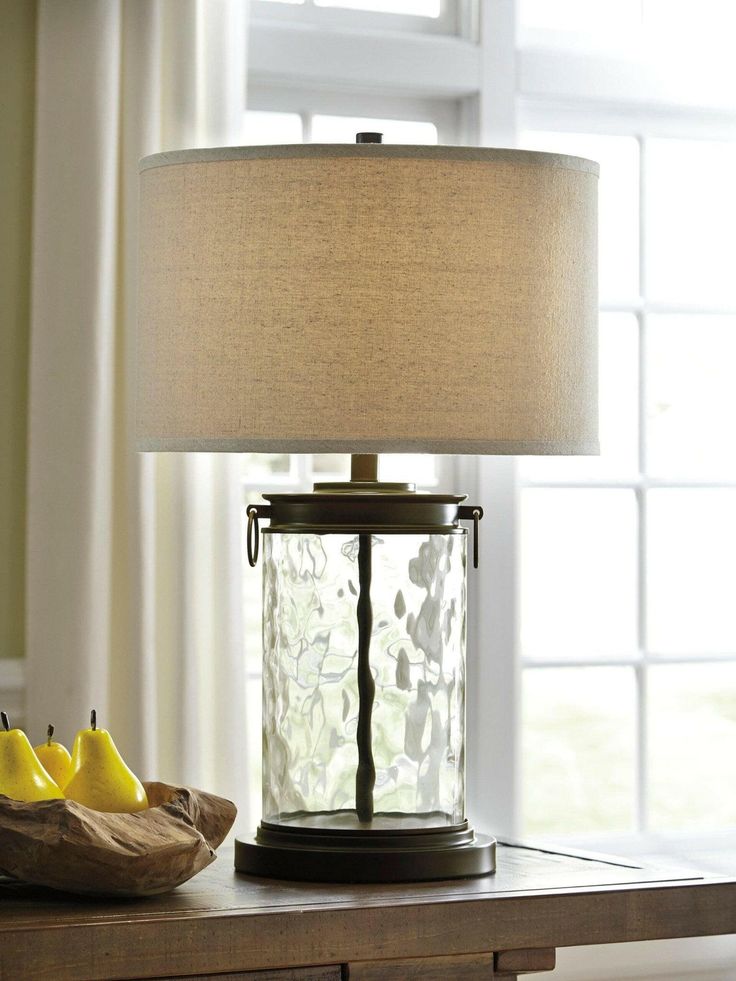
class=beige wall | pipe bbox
[0,0,36,659]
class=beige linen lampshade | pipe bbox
[137,144,599,454]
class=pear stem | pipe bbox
[90,709,97,731]
[1,711,9,732]
[47,723,55,745]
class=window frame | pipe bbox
[250,0,472,38]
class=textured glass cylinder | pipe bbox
[262,531,467,831]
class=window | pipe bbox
[515,23,736,847]
[243,0,736,859]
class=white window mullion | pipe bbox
[478,0,517,147]
[635,661,648,833]
[636,475,650,834]
[637,130,650,835]
[295,453,312,486]
[461,455,522,839]
[459,0,521,841]
[302,110,312,142]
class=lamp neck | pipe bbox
[313,454,412,494]
[351,454,378,482]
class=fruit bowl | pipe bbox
[0,782,236,897]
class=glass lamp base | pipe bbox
[234,820,496,883]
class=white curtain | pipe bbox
[26,0,250,826]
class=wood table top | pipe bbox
[1,841,735,980]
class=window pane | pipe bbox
[646,138,736,305]
[522,666,637,834]
[380,454,438,485]
[520,132,639,302]
[315,0,440,14]
[312,454,351,476]
[521,489,638,659]
[520,313,639,481]
[311,115,438,145]
[241,453,291,479]
[647,315,736,479]
[647,489,736,655]
[246,674,262,825]
[520,0,641,35]
[644,1,736,54]
[244,110,303,145]
[310,455,439,485]
[649,663,736,830]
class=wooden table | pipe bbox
[1,842,735,980]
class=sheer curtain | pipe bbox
[26,0,250,824]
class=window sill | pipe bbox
[533,829,736,877]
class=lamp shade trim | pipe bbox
[137,437,600,455]
[139,143,599,177]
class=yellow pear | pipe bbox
[34,724,72,788]
[64,710,148,813]
[0,711,64,802]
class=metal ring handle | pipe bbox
[458,504,483,569]
[472,508,481,569]
[246,505,260,567]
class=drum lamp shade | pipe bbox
[136,144,599,454]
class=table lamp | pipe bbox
[137,135,598,882]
